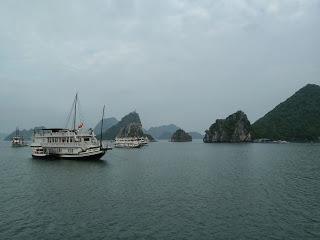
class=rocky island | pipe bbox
[203,111,252,143]
[101,111,155,141]
[170,129,192,142]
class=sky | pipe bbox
[0,0,320,134]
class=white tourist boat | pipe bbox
[12,128,27,147]
[139,136,149,146]
[114,137,142,148]
[30,94,108,160]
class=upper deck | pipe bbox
[34,128,95,138]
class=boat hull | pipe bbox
[12,143,28,147]
[32,150,106,160]
[114,144,142,149]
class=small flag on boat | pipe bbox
[78,122,84,129]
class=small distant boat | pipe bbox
[273,140,289,144]
[30,94,109,160]
[139,136,149,146]
[12,128,27,147]
[114,137,142,148]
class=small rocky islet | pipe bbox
[170,129,192,142]
[203,111,252,143]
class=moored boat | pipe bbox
[12,128,27,147]
[114,137,142,148]
[30,94,108,160]
[139,136,149,146]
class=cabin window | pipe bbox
[84,138,90,142]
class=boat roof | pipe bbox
[42,128,68,130]
[35,128,72,132]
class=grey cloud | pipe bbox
[0,0,319,133]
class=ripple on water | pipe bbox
[0,141,319,239]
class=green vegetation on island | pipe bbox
[252,84,320,142]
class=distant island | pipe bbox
[171,129,192,142]
[5,127,45,141]
[145,124,180,140]
[0,132,8,140]
[101,112,155,141]
[145,124,203,140]
[188,132,204,139]
[93,117,118,136]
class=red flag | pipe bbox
[78,122,84,129]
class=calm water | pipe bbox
[0,140,319,240]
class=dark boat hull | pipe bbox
[32,151,106,161]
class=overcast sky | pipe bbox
[0,0,319,133]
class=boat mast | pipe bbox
[73,93,78,130]
[100,105,105,147]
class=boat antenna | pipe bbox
[100,105,105,147]
[73,93,78,131]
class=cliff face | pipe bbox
[102,111,152,140]
[117,123,144,138]
[171,129,192,142]
[102,112,142,140]
[204,111,252,143]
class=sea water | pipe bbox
[0,140,319,239]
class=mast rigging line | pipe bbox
[65,95,77,129]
